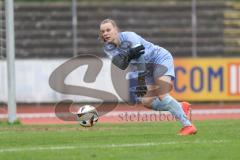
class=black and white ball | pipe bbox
[76,105,99,127]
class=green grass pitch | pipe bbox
[0,120,240,160]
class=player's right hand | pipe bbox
[129,44,145,59]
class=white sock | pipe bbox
[151,95,191,126]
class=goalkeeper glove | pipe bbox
[135,71,148,97]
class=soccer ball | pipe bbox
[76,105,99,127]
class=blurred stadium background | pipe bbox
[0,0,240,159]
[1,0,240,123]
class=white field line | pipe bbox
[1,109,240,119]
[0,140,228,153]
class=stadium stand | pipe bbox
[13,1,236,58]
[224,1,240,56]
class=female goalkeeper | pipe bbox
[99,19,197,136]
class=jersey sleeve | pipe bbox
[103,43,120,59]
[123,32,142,48]
[103,42,128,59]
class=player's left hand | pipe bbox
[135,71,148,97]
[135,85,148,97]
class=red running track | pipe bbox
[0,103,240,125]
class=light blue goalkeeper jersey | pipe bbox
[104,31,175,80]
[119,31,172,64]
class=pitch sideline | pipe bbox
[0,140,228,153]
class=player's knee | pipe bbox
[158,94,168,100]
[141,94,169,108]
[150,95,175,111]
[141,97,155,108]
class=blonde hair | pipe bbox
[99,19,120,42]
